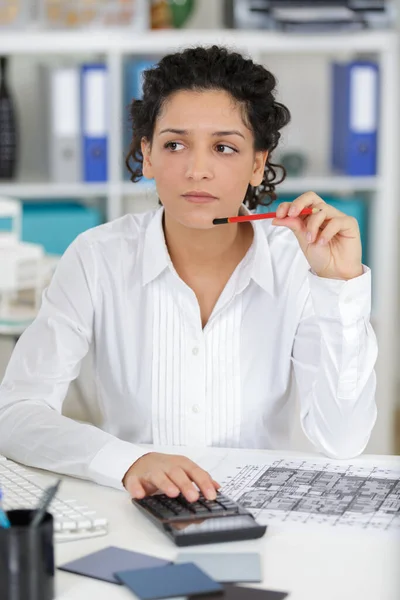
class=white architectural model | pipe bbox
[0,197,45,323]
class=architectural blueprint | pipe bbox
[212,456,400,533]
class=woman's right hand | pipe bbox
[122,452,221,502]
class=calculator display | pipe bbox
[167,515,260,535]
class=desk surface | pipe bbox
[48,447,400,600]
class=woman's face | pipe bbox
[141,89,267,230]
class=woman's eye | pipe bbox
[216,144,236,154]
[165,141,184,151]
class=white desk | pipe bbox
[47,447,400,600]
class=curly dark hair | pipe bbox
[125,45,291,210]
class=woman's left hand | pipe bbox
[272,191,363,280]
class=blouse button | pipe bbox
[192,346,199,356]
[192,404,201,414]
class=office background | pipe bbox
[0,0,399,456]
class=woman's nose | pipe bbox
[185,150,213,180]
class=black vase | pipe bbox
[0,56,18,179]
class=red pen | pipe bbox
[213,207,320,225]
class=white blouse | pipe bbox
[0,206,377,489]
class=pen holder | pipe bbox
[0,509,54,600]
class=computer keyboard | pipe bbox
[0,455,108,542]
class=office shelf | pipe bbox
[120,176,381,198]
[0,182,109,199]
[0,174,381,201]
[0,29,396,55]
[268,175,381,194]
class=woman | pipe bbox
[0,46,377,504]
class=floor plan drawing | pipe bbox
[215,457,400,532]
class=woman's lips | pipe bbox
[182,194,218,204]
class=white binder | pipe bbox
[44,66,81,182]
[81,64,108,182]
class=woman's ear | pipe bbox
[141,137,154,179]
[250,150,268,187]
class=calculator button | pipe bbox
[174,496,197,513]
[140,498,174,519]
[158,498,184,515]
[217,499,239,510]
[190,502,212,516]
[205,502,226,513]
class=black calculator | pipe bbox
[132,491,266,546]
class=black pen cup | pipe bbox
[0,509,54,600]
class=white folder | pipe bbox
[44,66,81,182]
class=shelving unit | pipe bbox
[0,28,398,454]
[0,175,381,199]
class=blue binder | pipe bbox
[124,59,154,113]
[81,64,108,182]
[123,59,156,181]
[331,61,379,176]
